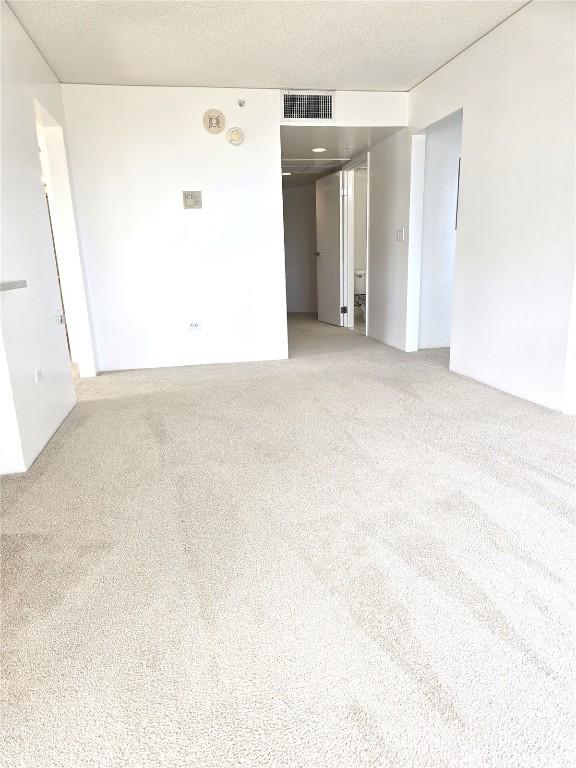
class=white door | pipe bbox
[316,172,343,326]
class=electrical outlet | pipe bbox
[189,321,202,330]
[34,367,43,383]
[396,228,405,242]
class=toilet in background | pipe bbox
[354,270,366,326]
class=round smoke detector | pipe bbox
[227,127,244,146]
[203,109,225,134]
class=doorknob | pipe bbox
[313,251,321,257]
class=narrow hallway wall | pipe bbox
[419,110,462,349]
[283,184,317,313]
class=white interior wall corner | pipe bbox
[409,1,576,411]
[367,129,413,350]
[1,1,76,473]
[35,106,98,378]
[405,134,426,352]
[418,110,462,350]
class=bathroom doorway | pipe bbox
[351,164,368,334]
[340,154,369,336]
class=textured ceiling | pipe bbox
[8,0,527,90]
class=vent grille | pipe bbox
[283,92,332,120]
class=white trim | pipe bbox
[339,170,347,327]
[341,170,355,328]
[34,100,98,377]
[365,151,371,337]
[342,153,369,334]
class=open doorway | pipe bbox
[44,190,71,358]
[34,101,96,378]
[418,110,463,354]
[281,126,399,350]
[350,163,368,335]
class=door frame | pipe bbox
[342,152,370,335]
[34,100,97,377]
[316,170,346,327]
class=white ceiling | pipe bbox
[8,0,527,90]
[281,125,400,160]
[281,125,400,186]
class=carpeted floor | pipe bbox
[1,314,575,767]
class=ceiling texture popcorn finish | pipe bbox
[7,0,527,90]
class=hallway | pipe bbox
[2,315,574,767]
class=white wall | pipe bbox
[410,1,575,412]
[353,168,367,271]
[367,129,413,350]
[283,184,317,313]
[368,130,426,353]
[62,85,289,370]
[563,266,576,414]
[419,110,462,349]
[1,1,75,474]
[0,332,23,474]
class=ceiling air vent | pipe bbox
[282,91,333,120]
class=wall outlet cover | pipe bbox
[34,367,43,383]
[189,321,202,330]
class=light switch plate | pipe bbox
[183,191,202,209]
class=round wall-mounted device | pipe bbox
[203,109,225,134]
[227,127,244,146]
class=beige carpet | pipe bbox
[1,314,575,767]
